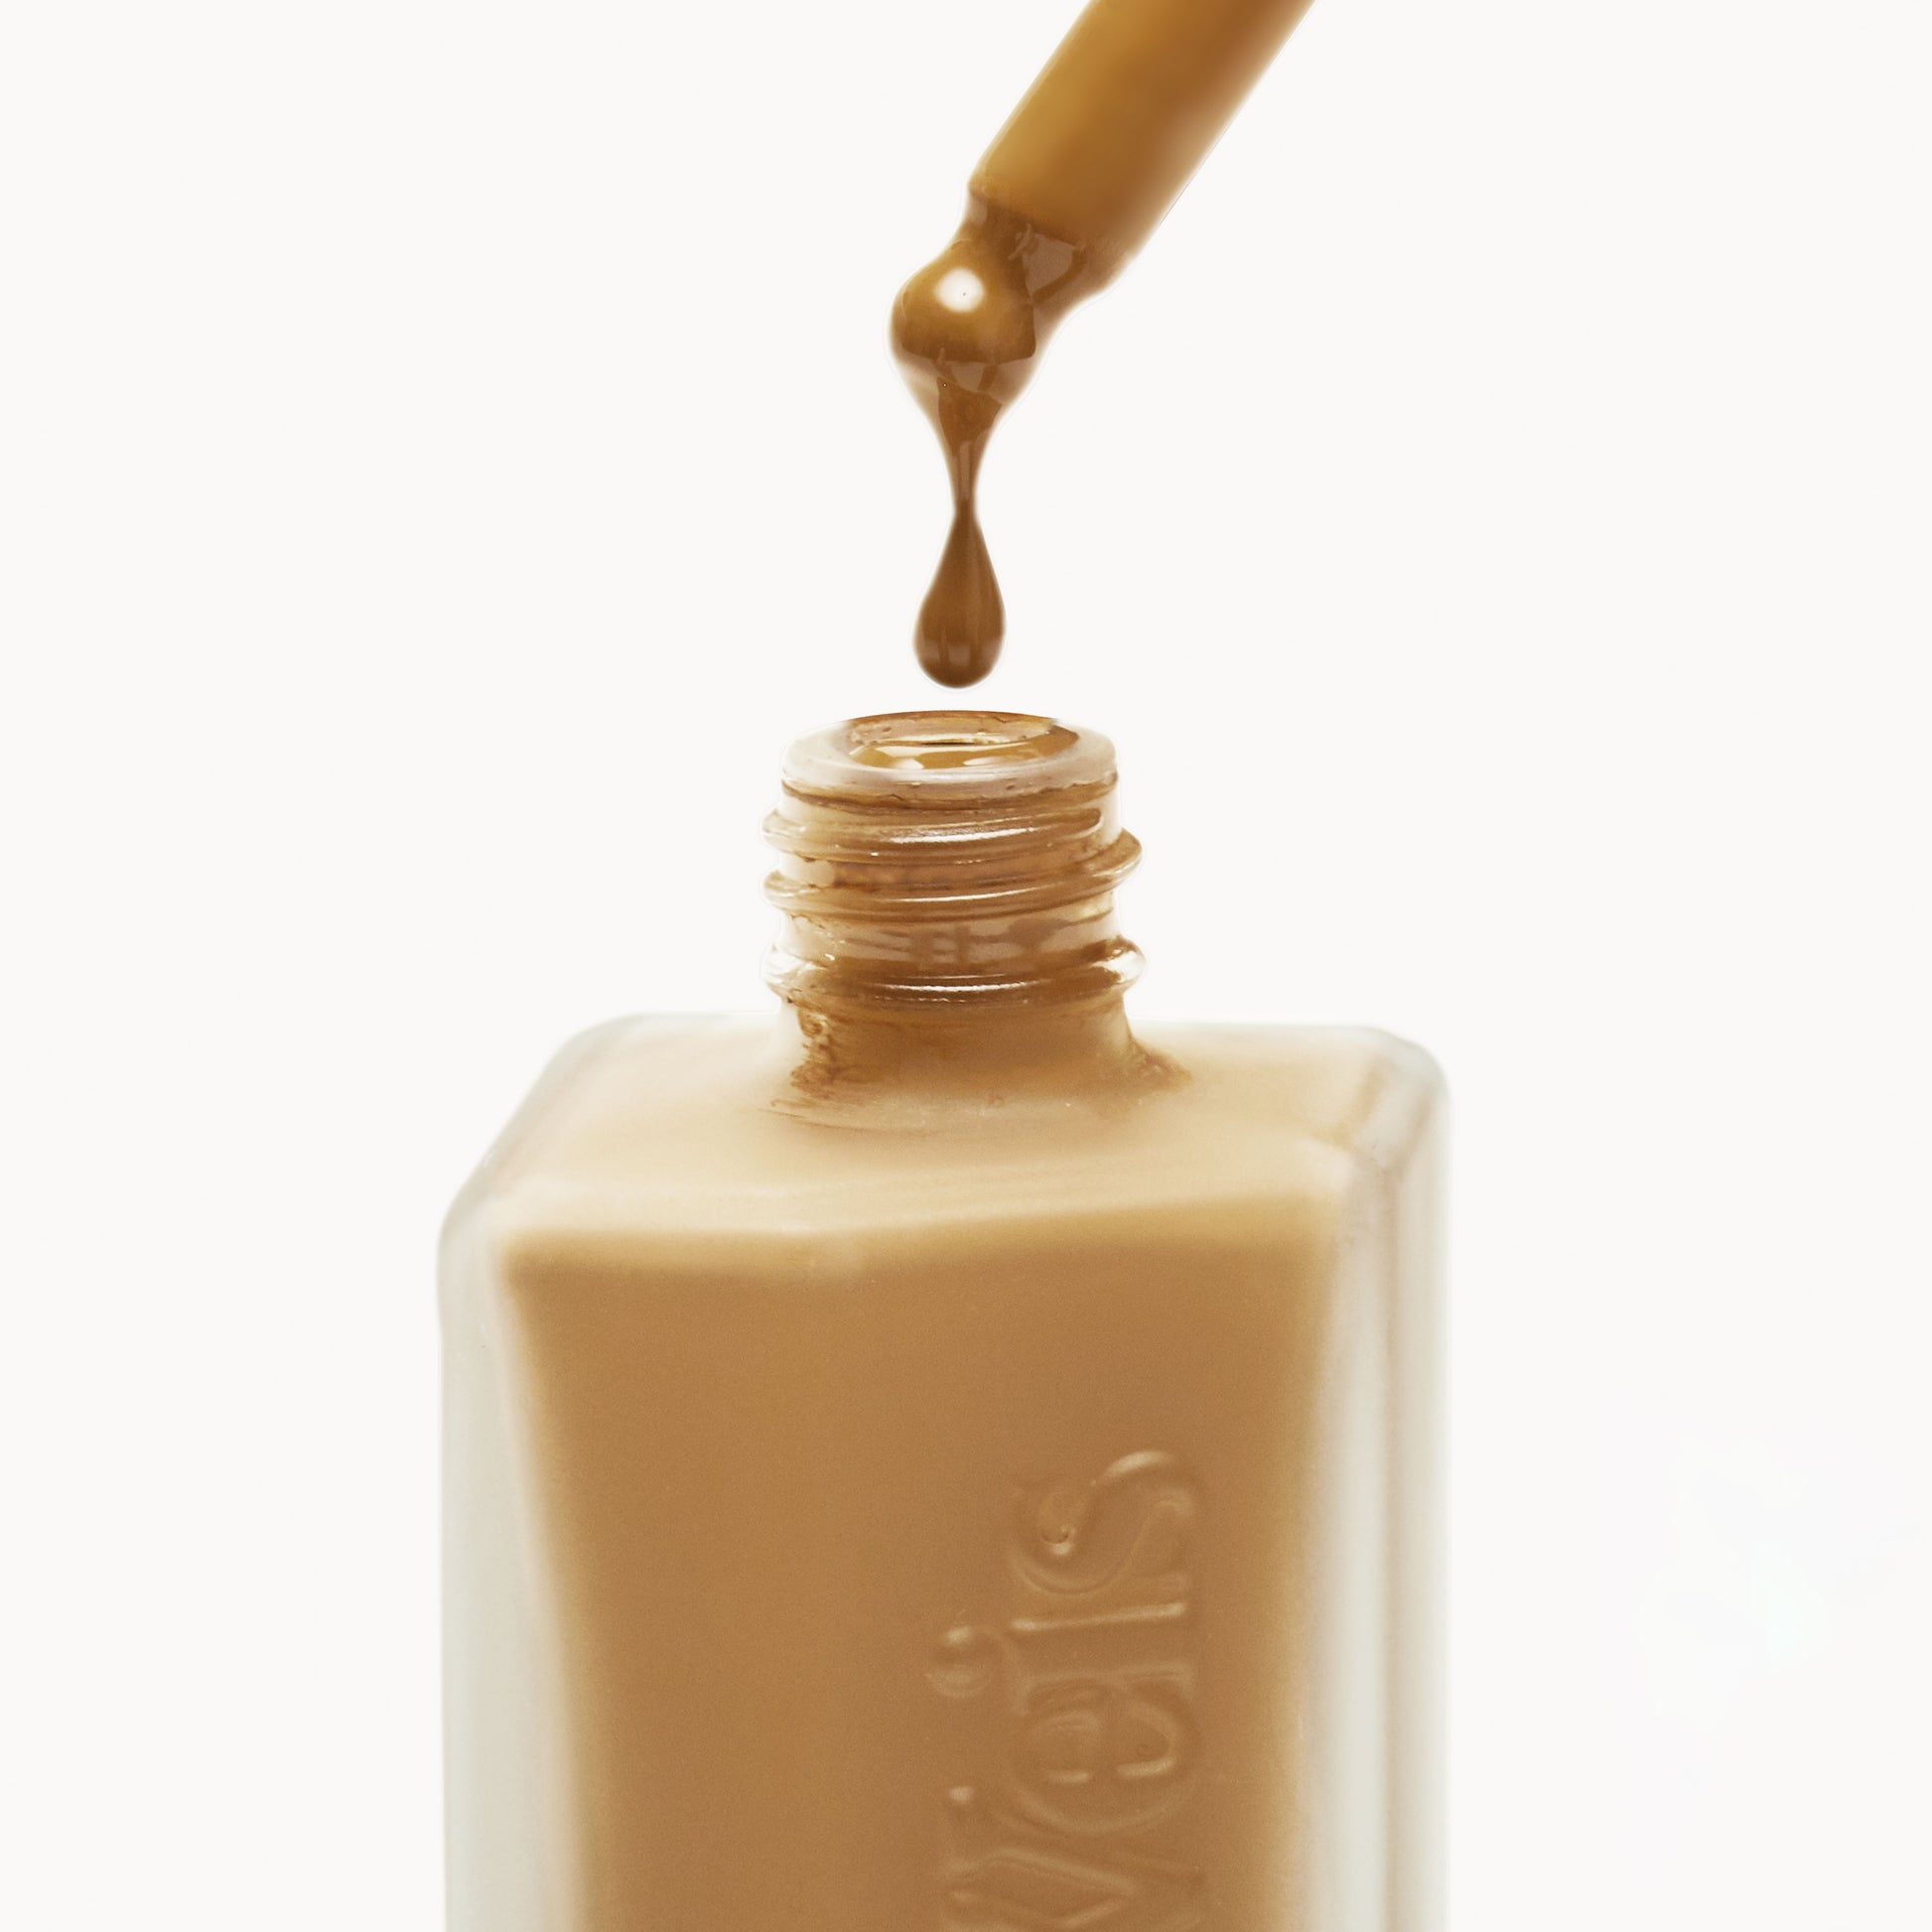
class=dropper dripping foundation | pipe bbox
[893,0,1321,687]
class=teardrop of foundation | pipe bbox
[915,504,1005,687]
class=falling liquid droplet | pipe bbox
[916,502,1005,687]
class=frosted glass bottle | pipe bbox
[441,713,1444,1932]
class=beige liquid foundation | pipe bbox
[442,714,1445,1930]
[448,0,1443,1922]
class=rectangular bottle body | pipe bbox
[442,1017,1443,1932]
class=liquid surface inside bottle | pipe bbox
[442,713,1444,1932]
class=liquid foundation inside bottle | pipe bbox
[442,714,1445,1932]
[894,0,1320,685]
[445,4,1449,1919]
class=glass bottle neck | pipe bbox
[762,712,1145,1092]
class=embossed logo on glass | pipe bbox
[929,1451,1204,1930]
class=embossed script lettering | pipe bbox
[930,1452,1204,1930]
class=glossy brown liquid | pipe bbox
[894,0,1320,686]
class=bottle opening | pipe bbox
[785,711,1115,799]
[846,714,1079,773]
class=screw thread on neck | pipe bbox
[763,713,1143,1018]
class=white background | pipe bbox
[3,0,1928,1924]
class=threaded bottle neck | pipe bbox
[763,713,1143,1019]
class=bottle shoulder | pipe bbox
[446,1013,1441,1262]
